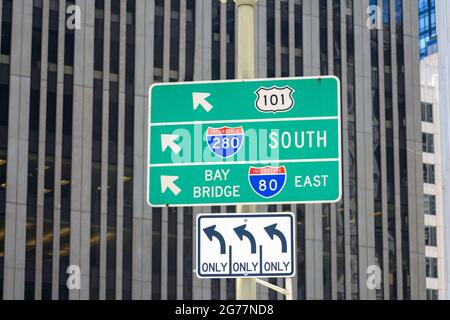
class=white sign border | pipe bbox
[195,212,296,279]
[147,75,342,207]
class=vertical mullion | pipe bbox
[356,0,366,300]
[327,0,334,74]
[408,0,425,300]
[131,0,143,300]
[313,0,323,300]
[274,0,281,77]
[288,0,295,77]
[69,0,84,300]
[162,0,171,81]
[363,0,374,300]
[131,0,152,299]
[99,0,111,300]
[178,0,186,81]
[302,0,313,300]
[115,0,127,300]
[353,0,370,300]
[51,0,66,300]
[303,0,323,300]
[141,0,155,300]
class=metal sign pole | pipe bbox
[235,0,258,300]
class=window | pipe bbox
[226,2,235,79]
[425,226,437,247]
[185,0,195,81]
[280,0,289,77]
[122,0,135,300]
[110,5,120,75]
[183,208,193,299]
[211,0,220,80]
[152,209,162,299]
[423,164,435,184]
[154,0,164,79]
[396,0,410,300]
[266,0,275,77]
[319,0,328,75]
[25,1,44,299]
[167,208,177,300]
[424,194,436,215]
[90,78,103,300]
[425,257,438,278]
[294,0,302,76]
[106,81,119,300]
[421,102,433,122]
[170,0,180,74]
[422,133,434,153]
[427,289,438,300]
[0,0,13,56]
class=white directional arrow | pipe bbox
[161,176,181,196]
[193,92,213,112]
[161,134,181,154]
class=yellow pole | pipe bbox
[234,0,258,300]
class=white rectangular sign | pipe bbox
[196,213,295,279]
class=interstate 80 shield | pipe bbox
[248,166,287,198]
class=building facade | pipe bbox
[436,0,450,301]
[419,0,437,59]
[419,53,445,300]
[0,0,425,300]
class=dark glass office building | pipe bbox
[0,0,425,300]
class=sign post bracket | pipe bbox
[255,278,293,300]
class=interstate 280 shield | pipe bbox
[206,126,244,158]
[248,166,287,198]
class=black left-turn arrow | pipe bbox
[203,225,226,254]
[234,224,257,254]
[264,223,287,253]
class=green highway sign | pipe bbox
[148,76,342,207]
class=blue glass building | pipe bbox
[419,0,437,59]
